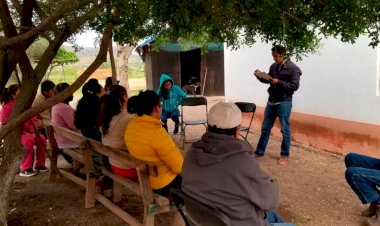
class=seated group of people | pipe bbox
[2,73,378,225]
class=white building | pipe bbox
[224,36,380,157]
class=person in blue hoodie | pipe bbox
[156,74,187,134]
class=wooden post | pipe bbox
[137,165,155,226]
[82,140,96,208]
[45,126,61,180]
[113,180,122,203]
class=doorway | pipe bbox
[180,49,201,94]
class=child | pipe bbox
[156,74,187,134]
[0,84,48,176]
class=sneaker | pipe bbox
[277,157,289,165]
[19,169,36,177]
[35,166,49,173]
[362,203,380,217]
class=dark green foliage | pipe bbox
[88,0,380,59]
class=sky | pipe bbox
[71,30,99,48]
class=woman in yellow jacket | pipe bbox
[124,90,183,197]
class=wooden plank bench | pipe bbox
[45,125,177,226]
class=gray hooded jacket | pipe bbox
[182,132,279,226]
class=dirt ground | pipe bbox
[7,99,372,226]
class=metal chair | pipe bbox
[234,102,256,144]
[180,96,208,148]
[170,189,231,226]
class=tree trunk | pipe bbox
[109,39,117,85]
[117,43,135,97]
[0,21,114,226]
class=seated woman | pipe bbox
[156,74,187,134]
[101,85,137,180]
[74,78,109,167]
[124,90,183,197]
[51,83,80,164]
[0,84,47,176]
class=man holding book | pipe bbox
[254,45,302,165]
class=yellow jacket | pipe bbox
[124,114,183,189]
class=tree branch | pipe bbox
[0,0,78,48]
[0,23,115,140]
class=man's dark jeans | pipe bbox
[255,101,292,157]
[345,152,380,204]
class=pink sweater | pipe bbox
[0,100,38,134]
[51,103,80,148]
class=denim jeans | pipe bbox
[255,101,292,157]
[345,152,380,204]
[266,211,294,226]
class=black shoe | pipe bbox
[35,166,49,173]
[362,203,380,217]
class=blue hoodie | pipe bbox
[156,74,187,113]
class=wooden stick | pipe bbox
[201,67,208,96]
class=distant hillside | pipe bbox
[63,45,143,69]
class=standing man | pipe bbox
[254,45,302,165]
[32,80,55,137]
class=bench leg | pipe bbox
[143,211,154,226]
[85,175,96,208]
[113,181,122,203]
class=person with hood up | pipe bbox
[156,73,187,134]
[181,102,292,226]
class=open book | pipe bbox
[254,70,273,82]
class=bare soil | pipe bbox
[7,101,370,226]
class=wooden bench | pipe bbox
[46,125,177,226]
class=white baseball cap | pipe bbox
[208,102,242,129]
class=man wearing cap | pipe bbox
[182,102,291,226]
[254,45,302,165]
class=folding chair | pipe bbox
[170,189,231,226]
[180,96,208,148]
[234,102,256,144]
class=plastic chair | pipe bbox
[170,189,231,226]
[180,96,208,148]
[234,102,256,144]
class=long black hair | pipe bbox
[74,79,103,140]
[101,85,127,135]
[128,90,160,116]
[159,79,172,100]
[0,84,19,105]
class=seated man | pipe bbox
[181,102,292,226]
[345,152,380,220]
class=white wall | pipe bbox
[225,36,380,125]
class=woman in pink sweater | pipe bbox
[51,83,80,165]
[0,84,47,177]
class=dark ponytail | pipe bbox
[0,84,19,105]
[128,90,160,116]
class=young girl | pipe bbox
[125,90,183,197]
[156,74,187,134]
[101,85,137,180]
[0,84,47,176]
